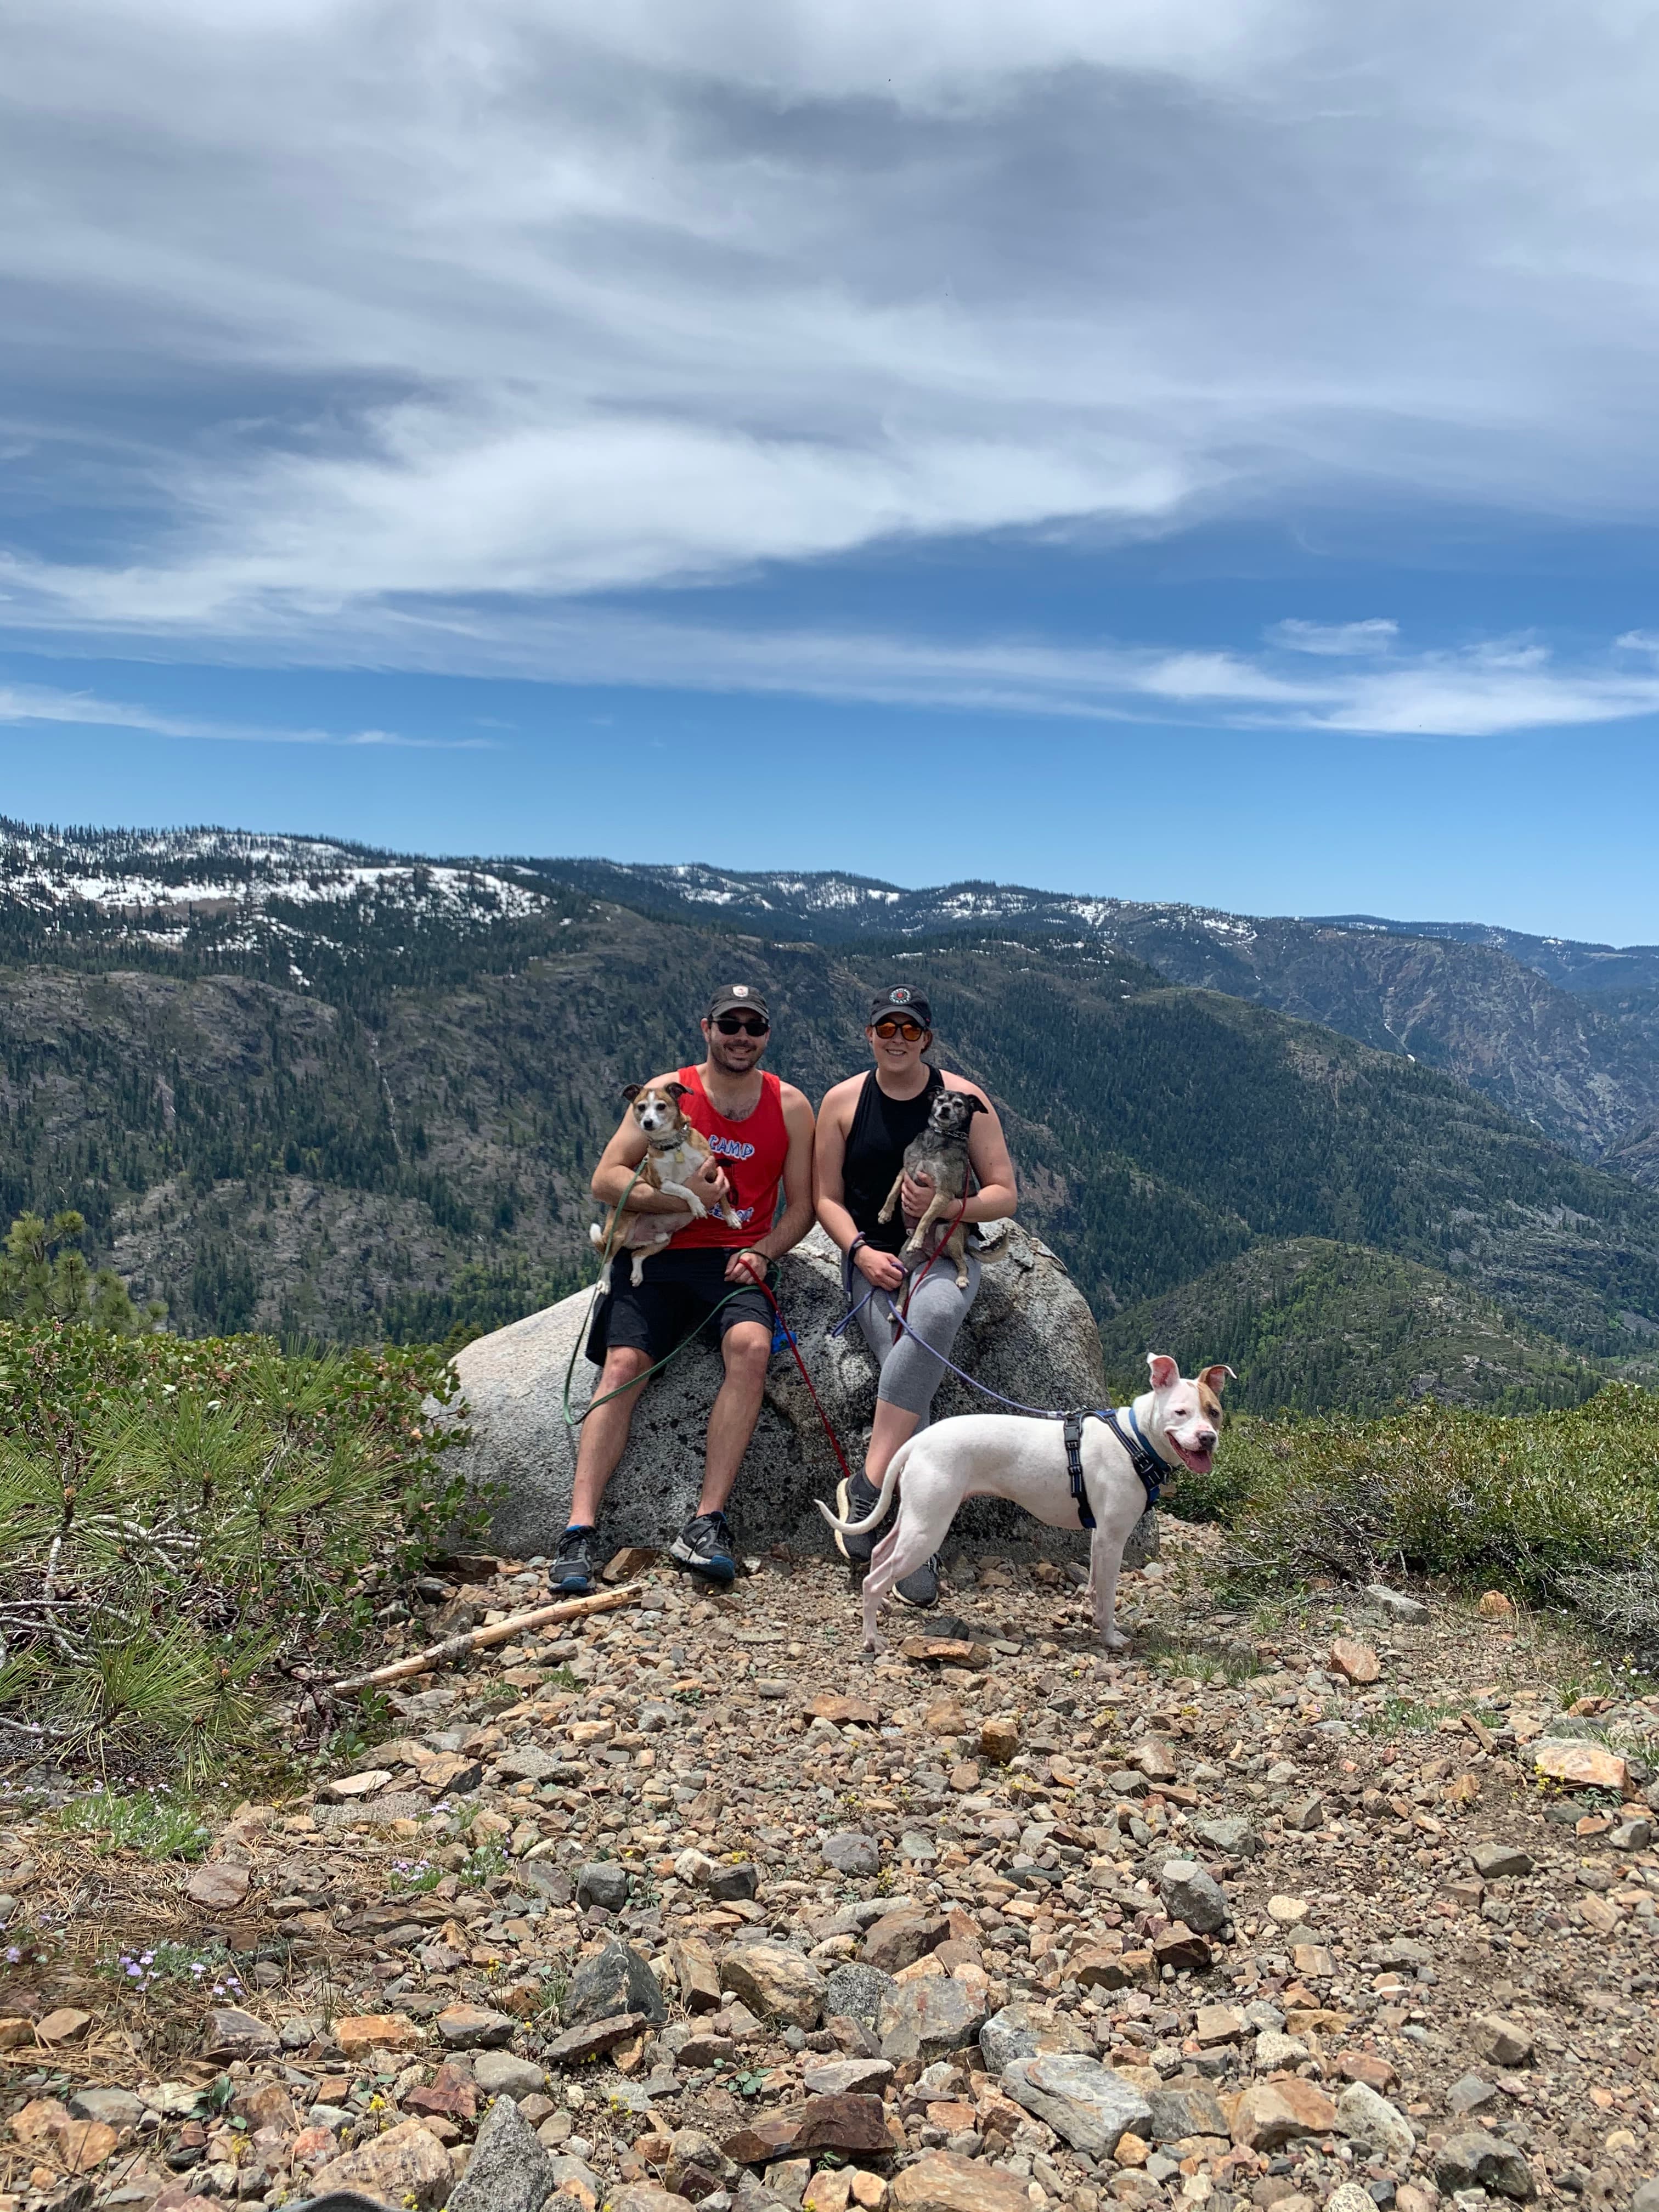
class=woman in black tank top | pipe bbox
[814,986,1020,1607]
[840,1062,945,1253]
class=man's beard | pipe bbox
[709,1037,765,1075]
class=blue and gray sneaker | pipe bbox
[553,1524,596,1594]
[670,1509,737,1585]
[895,1554,941,1609]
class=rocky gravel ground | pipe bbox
[4,1521,1659,2212]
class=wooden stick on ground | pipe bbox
[328,1582,641,1695]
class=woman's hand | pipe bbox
[855,1243,906,1293]
[899,1167,935,1224]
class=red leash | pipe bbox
[753,1277,858,1488]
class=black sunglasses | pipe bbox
[873,1017,926,1041]
[713,1014,770,1036]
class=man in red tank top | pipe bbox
[560,983,816,1591]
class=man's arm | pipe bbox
[590,1077,730,1216]
[725,1085,816,1282]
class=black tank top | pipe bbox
[842,1065,946,1251]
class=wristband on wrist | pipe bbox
[849,1234,868,1265]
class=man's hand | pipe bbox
[855,1243,906,1293]
[726,1248,768,1286]
[691,1155,731,1209]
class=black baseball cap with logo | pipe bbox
[706,983,771,1024]
[869,984,932,1028]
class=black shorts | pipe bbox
[585,1246,774,1368]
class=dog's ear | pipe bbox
[1199,1363,1236,1396]
[966,1094,989,1115]
[1146,1353,1180,1393]
[664,1081,690,1102]
[622,1083,644,1102]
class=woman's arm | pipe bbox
[816,1076,904,1291]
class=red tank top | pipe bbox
[669,1065,789,1250]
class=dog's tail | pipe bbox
[815,1436,916,1536]
[589,1221,606,1248]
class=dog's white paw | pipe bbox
[1099,1627,1130,1652]
[686,1195,708,1219]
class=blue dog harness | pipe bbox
[1062,1406,1171,1531]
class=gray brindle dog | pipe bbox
[876,1087,988,1289]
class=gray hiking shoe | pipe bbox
[895,1554,941,1609]
[833,1473,887,1564]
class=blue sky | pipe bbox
[5,0,1659,941]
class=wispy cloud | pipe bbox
[0,683,489,748]
[5,0,1659,680]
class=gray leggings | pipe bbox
[844,1246,981,1423]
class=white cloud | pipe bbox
[0,684,487,748]
[1269,619,1399,657]
[6,0,1659,670]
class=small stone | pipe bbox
[1324,2186,1378,2212]
[980,1718,1020,1763]
[979,2002,1091,2074]
[1001,2053,1153,2155]
[670,1934,724,2013]
[667,2123,738,2197]
[545,2011,648,2066]
[1611,1816,1654,1850]
[807,1694,879,1726]
[1194,2005,1244,2046]
[565,1940,668,2029]
[1446,2075,1498,2117]
[1284,1796,1324,1833]
[405,2062,479,2123]
[1145,2087,1231,2143]
[67,2088,143,2132]
[1229,2080,1339,2151]
[1335,2053,1397,2092]
[201,2007,278,2061]
[1266,1895,1309,1925]
[577,1861,630,1912]
[1158,1859,1228,1936]
[805,2172,854,2212]
[1477,1592,1515,1618]
[33,2007,91,2045]
[1330,1639,1381,1684]
[822,1833,881,1877]
[437,2001,516,2049]
[1532,1740,1628,1791]
[1470,2015,1534,2068]
[310,2116,454,2208]
[610,2190,697,2212]
[877,1972,986,2062]
[793,2094,893,2157]
[893,2150,1040,2212]
[1435,2131,1536,2201]
[721,1942,828,2028]
[1364,1584,1429,1622]
[1470,1844,1532,1880]
[825,1962,898,2034]
[803,2057,895,2096]
[185,1861,250,1911]
[475,2049,549,2098]
[1188,1814,1262,1858]
[864,1904,949,1973]
[851,2174,888,2210]
[335,2011,421,2057]
[450,2093,557,2212]
[320,1768,392,1800]
[1336,2082,1414,2165]
[707,1861,760,1903]
[1254,2031,1310,2072]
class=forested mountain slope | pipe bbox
[0,848,1656,1380]
[532,858,1659,1172]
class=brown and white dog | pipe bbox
[819,1354,1231,1652]
[590,1081,741,1289]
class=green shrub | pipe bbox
[1186,1383,1659,1601]
[0,1319,476,1770]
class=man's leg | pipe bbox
[669,1316,771,1585]
[556,1345,652,1590]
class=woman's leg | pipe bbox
[866,1251,981,1480]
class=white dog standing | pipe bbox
[819,1354,1231,1652]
